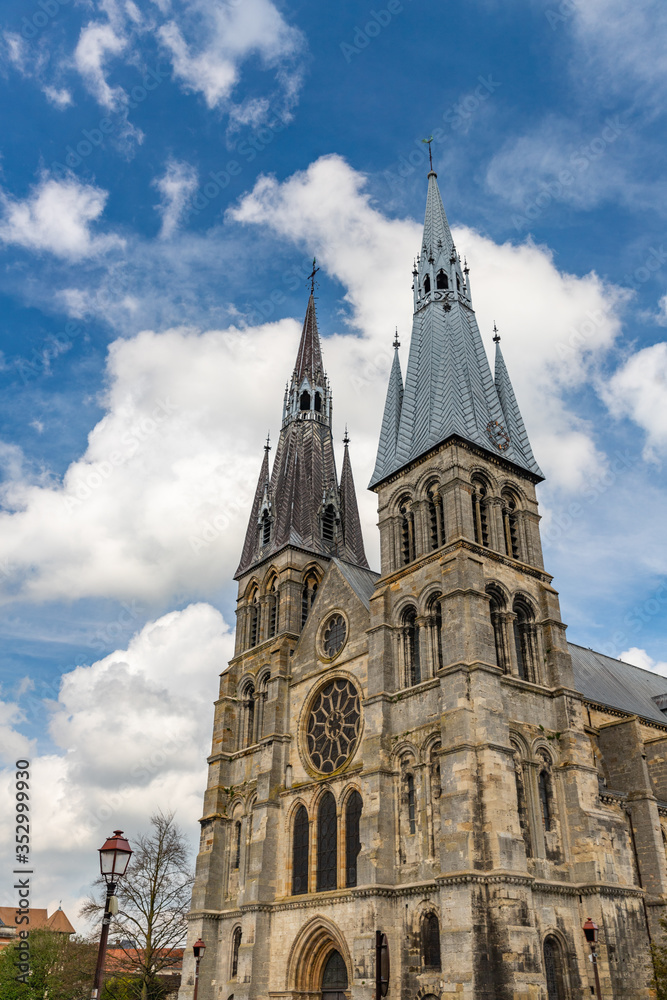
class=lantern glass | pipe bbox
[583,918,598,945]
[98,831,132,880]
[193,938,206,959]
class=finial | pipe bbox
[308,257,320,294]
[421,135,434,172]
[463,257,469,274]
[493,322,501,344]
[265,432,271,452]
[343,425,349,446]
[393,327,400,350]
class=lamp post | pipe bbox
[91,830,132,1000]
[192,938,206,1000]
[583,917,602,1000]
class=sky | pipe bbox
[0,0,666,931]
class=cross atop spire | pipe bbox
[308,257,319,294]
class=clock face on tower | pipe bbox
[486,419,510,451]
[305,678,361,774]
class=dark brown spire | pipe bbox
[294,293,324,383]
[339,433,369,568]
[234,295,369,578]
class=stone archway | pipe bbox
[286,916,352,998]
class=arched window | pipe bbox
[267,577,279,638]
[301,572,319,628]
[299,390,311,411]
[345,791,363,888]
[241,683,255,747]
[233,820,242,869]
[406,772,416,834]
[231,926,242,979]
[471,479,489,548]
[322,504,336,544]
[539,768,552,832]
[543,935,567,1000]
[317,791,338,891]
[314,391,322,413]
[423,274,431,294]
[436,269,448,290]
[403,607,421,686]
[487,586,509,673]
[502,492,520,559]
[422,913,441,970]
[513,600,535,682]
[248,589,260,648]
[321,950,348,1000]
[399,499,415,565]
[456,273,461,291]
[260,509,271,547]
[292,804,309,895]
[426,484,445,550]
[511,741,532,856]
[256,673,270,741]
[428,595,444,673]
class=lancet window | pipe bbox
[314,391,322,413]
[422,913,441,970]
[399,498,416,565]
[436,269,448,289]
[406,772,416,834]
[345,790,363,887]
[300,390,311,411]
[317,791,338,891]
[241,682,256,747]
[267,577,279,638]
[543,936,568,1000]
[301,571,319,628]
[427,594,444,673]
[426,483,445,550]
[322,504,336,544]
[423,274,431,294]
[486,585,509,674]
[231,926,242,979]
[260,509,271,547]
[292,804,309,895]
[233,820,242,869]
[513,598,536,683]
[539,767,552,832]
[403,607,421,687]
[248,587,260,648]
[502,490,520,560]
[471,478,489,548]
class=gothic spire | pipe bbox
[370,169,542,487]
[370,333,404,486]
[494,335,542,477]
[235,295,368,578]
[340,431,369,568]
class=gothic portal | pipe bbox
[179,170,667,1000]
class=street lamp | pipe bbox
[193,938,206,1000]
[91,830,133,1000]
[583,917,602,1000]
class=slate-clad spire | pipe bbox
[340,432,369,569]
[370,170,542,487]
[494,334,543,477]
[235,295,368,578]
[371,333,404,486]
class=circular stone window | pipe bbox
[322,613,347,658]
[306,678,361,774]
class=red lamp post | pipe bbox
[193,938,206,1000]
[90,830,132,1000]
[583,917,602,1000]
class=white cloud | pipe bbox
[230,154,627,490]
[0,603,230,924]
[153,158,198,239]
[602,341,667,458]
[620,646,667,677]
[0,175,123,260]
[74,21,127,110]
[43,85,73,109]
[158,0,304,110]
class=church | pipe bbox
[179,169,667,1000]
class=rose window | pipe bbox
[306,678,361,774]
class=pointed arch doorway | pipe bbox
[321,949,348,1000]
[286,916,352,1000]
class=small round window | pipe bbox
[323,613,346,658]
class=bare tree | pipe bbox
[82,811,194,1000]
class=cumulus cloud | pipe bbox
[0,603,230,924]
[158,0,304,110]
[230,154,627,490]
[601,341,667,458]
[74,21,128,110]
[153,159,198,238]
[0,175,123,260]
[620,646,667,677]
[43,85,73,108]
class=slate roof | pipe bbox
[236,295,369,577]
[569,643,667,726]
[370,171,542,487]
[371,343,403,487]
[333,558,379,610]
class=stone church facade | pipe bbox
[179,170,667,1000]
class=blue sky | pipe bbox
[0,0,666,920]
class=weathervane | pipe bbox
[421,135,434,170]
[493,322,501,344]
[343,424,349,446]
[393,327,400,350]
[308,257,320,294]
[265,432,271,452]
